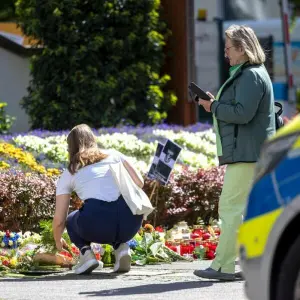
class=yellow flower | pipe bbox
[1,242,5,247]
[0,142,60,176]
[0,161,10,169]
[47,168,61,176]
[9,257,17,267]
[8,240,13,246]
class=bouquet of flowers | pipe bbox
[0,231,22,249]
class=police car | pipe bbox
[238,115,300,300]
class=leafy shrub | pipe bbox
[16,0,177,130]
[144,166,226,227]
[0,171,56,231]
[0,102,15,134]
[0,171,80,231]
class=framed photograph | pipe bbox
[155,140,182,185]
[147,142,164,180]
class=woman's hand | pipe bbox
[55,237,68,251]
[198,92,215,112]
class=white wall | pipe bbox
[0,47,30,133]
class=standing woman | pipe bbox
[194,25,276,280]
[53,124,144,275]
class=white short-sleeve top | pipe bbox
[56,149,127,202]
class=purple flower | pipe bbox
[0,122,212,142]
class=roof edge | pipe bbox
[0,34,41,57]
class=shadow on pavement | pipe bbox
[0,272,119,282]
[79,280,214,297]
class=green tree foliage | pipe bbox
[0,102,15,134]
[289,0,300,26]
[290,0,300,7]
[0,0,16,21]
[16,0,177,130]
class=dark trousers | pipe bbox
[66,195,143,250]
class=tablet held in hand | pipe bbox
[188,82,211,101]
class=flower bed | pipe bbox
[0,123,216,172]
[0,142,60,176]
[0,122,223,248]
[0,221,220,277]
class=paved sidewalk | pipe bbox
[0,261,247,300]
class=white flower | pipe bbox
[12,127,218,172]
[1,242,6,247]
[23,231,32,238]
[8,240,13,246]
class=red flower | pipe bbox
[59,251,72,258]
[155,226,164,233]
[209,244,217,251]
[190,233,200,239]
[2,260,9,266]
[71,246,80,255]
[202,233,211,240]
[166,245,178,253]
[203,242,210,248]
[192,229,204,237]
[95,253,101,261]
[214,228,221,235]
[5,230,10,237]
[206,250,215,260]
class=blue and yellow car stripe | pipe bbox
[238,208,283,259]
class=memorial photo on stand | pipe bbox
[155,140,182,185]
[147,142,164,180]
[155,161,173,185]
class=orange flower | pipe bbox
[144,224,154,233]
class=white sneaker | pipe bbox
[73,249,100,275]
[95,260,104,270]
[113,243,131,273]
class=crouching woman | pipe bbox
[52,124,143,274]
